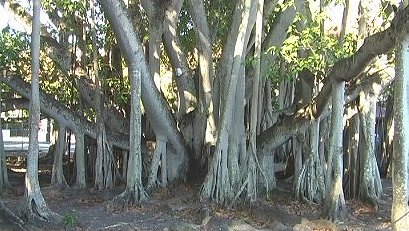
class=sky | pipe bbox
[0,4,26,31]
[0,1,54,33]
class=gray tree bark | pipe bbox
[22,0,61,222]
[0,85,9,189]
[97,0,189,182]
[113,65,147,205]
[391,5,409,228]
[188,0,217,145]
[358,90,382,205]
[246,0,265,201]
[323,81,346,221]
[75,131,86,189]
[201,0,256,203]
[51,126,68,189]
[344,107,360,199]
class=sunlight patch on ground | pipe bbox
[10,168,51,174]
[102,222,131,229]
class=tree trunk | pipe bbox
[147,135,167,189]
[294,117,325,203]
[189,0,217,145]
[75,131,86,189]
[323,81,346,221]
[201,0,256,204]
[391,16,409,230]
[98,0,189,182]
[22,0,61,222]
[113,65,147,205]
[161,0,197,117]
[0,85,9,189]
[344,107,360,199]
[246,0,264,201]
[51,126,68,189]
[90,0,114,190]
[358,90,382,205]
[339,0,350,44]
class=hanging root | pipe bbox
[147,138,167,190]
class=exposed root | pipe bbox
[359,193,379,212]
[0,200,27,231]
[294,158,325,204]
[19,197,62,224]
[111,187,148,211]
[324,194,347,221]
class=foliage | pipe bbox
[203,0,236,62]
[63,212,78,226]
[0,29,30,74]
[278,24,357,78]
[178,2,196,56]
[104,75,130,109]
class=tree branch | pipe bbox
[0,73,129,149]
[257,5,409,157]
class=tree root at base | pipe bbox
[110,187,147,211]
[19,197,62,224]
[294,158,325,204]
[324,196,347,221]
[0,200,27,231]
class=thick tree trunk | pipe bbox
[344,107,360,199]
[98,0,189,182]
[90,0,114,190]
[51,126,68,189]
[161,0,197,116]
[189,0,217,145]
[113,65,146,205]
[246,0,265,201]
[358,90,382,205]
[147,135,167,189]
[324,81,346,221]
[75,131,86,189]
[294,118,325,203]
[22,0,61,222]
[391,21,409,230]
[201,0,256,204]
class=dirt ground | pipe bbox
[1,169,392,231]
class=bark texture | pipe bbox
[391,19,409,230]
[201,0,256,203]
[51,126,68,189]
[113,66,147,206]
[22,0,61,222]
[324,81,346,221]
[358,90,382,205]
